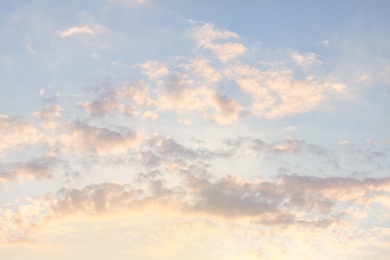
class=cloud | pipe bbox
[57,25,106,38]
[182,58,221,83]
[54,22,347,123]
[139,61,169,80]
[1,173,389,247]
[156,76,241,124]
[252,137,327,155]
[58,122,141,156]
[0,156,55,183]
[142,110,159,120]
[116,81,150,105]
[77,98,137,117]
[192,23,245,62]
[0,115,44,153]
[33,105,62,129]
[226,64,347,118]
[291,51,322,68]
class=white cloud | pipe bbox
[57,25,106,38]
[157,81,241,124]
[226,64,346,118]
[192,23,245,62]
[182,58,221,83]
[0,115,45,153]
[116,81,150,105]
[292,52,322,68]
[139,61,169,80]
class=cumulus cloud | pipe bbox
[57,22,347,123]
[139,60,169,80]
[58,122,141,156]
[33,105,62,129]
[182,58,221,83]
[292,51,322,68]
[192,23,245,62]
[0,115,44,153]
[1,173,389,245]
[116,81,150,105]
[0,156,55,183]
[156,75,241,124]
[226,64,347,118]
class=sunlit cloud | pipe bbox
[57,25,106,38]
[1,1,389,259]
[192,22,246,62]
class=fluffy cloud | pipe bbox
[58,122,141,156]
[156,75,241,124]
[226,64,346,118]
[0,156,55,183]
[192,23,245,62]
[33,105,62,129]
[59,22,347,123]
[0,115,44,153]
[291,51,322,68]
[1,173,389,247]
[116,81,150,105]
[182,58,221,83]
[139,61,169,80]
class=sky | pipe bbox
[0,0,390,259]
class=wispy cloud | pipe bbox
[57,25,106,38]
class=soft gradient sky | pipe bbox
[1,1,390,259]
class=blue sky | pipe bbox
[0,1,390,259]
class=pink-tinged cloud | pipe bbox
[192,23,246,62]
[58,122,141,156]
[0,156,55,183]
[57,25,106,38]
[1,173,389,242]
[0,115,43,153]
[226,64,347,118]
